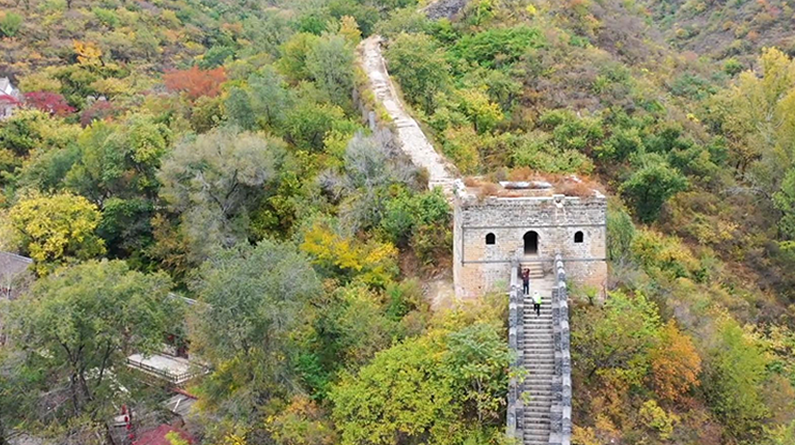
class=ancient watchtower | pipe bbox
[453,178,607,299]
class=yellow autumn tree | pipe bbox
[300,221,398,286]
[8,192,105,275]
[649,321,702,403]
[265,395,337,445]
[73,40,103,65]
[339,16,361,44]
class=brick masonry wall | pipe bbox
[550,255,573,445]
[454,194,607,298]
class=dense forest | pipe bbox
[0,0,794,444]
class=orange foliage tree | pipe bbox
[163,66,226,101]
[649,321,702,403]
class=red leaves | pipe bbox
[0,93,21,106]
[80,99,116,126]
[163,66,226,100]
[23,91,75,116]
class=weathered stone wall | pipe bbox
[550,256,573,445]
[507,260,524,439]
[454,194,607,298]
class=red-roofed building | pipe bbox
[133,424,195,445]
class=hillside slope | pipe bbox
[378,0,795,442]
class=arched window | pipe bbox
[485,233,496,245]
[574,231,584,243]
[523,231,539,255]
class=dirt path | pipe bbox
[359,35,458,200]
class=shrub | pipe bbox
[450,26,544,68]
[723,57,744,76]
[0,12,23,38]
[639,400,678,440]
[442,126,481,174]
[163,66,226,100]
[620,155,688,223]
[631,229,700,279]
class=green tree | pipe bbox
[65,115,172,202]
[157,129,285,260]
[224,87,256,130]
[284,99,355,152]
[773,167,795,240]
[306,33,355,110]
[444,323,510,423]
[572,291,661,386]
[385,33,450,114]
[606,203,636,263]
[8,192,105,275]
[704,317,770,441]
[620,155,688,223]
[456,88,503,134]
[0,109,78,158]
[6,260,175,437]
[450,25,544,68]
[330,322,509,445]
[190,240,321,421]
[330,334,460,445]
[96,197,155,265]
[278,32,320,82]
[248,66,294,130]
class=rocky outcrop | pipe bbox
[422,0,470,20]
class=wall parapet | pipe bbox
[549,254,572,445]
[507,259,524,440]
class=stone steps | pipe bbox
[517,275,556,445]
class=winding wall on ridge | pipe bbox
[359,33,573,445]
[358,36,458,199]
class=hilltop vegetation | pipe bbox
[1,0,795,444]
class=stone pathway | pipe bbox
[359,36,458,199]
[520,273,556,444]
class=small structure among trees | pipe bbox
[0,251,32,300]
[0,77,21,120]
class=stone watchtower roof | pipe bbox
[455,174,605,203]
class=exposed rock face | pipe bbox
[422,0,470,20]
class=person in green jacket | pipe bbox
[533,290,542,317]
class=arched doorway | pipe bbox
[523,231,538,255]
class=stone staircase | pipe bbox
[523,262,545,280]
[519,273,556,444]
